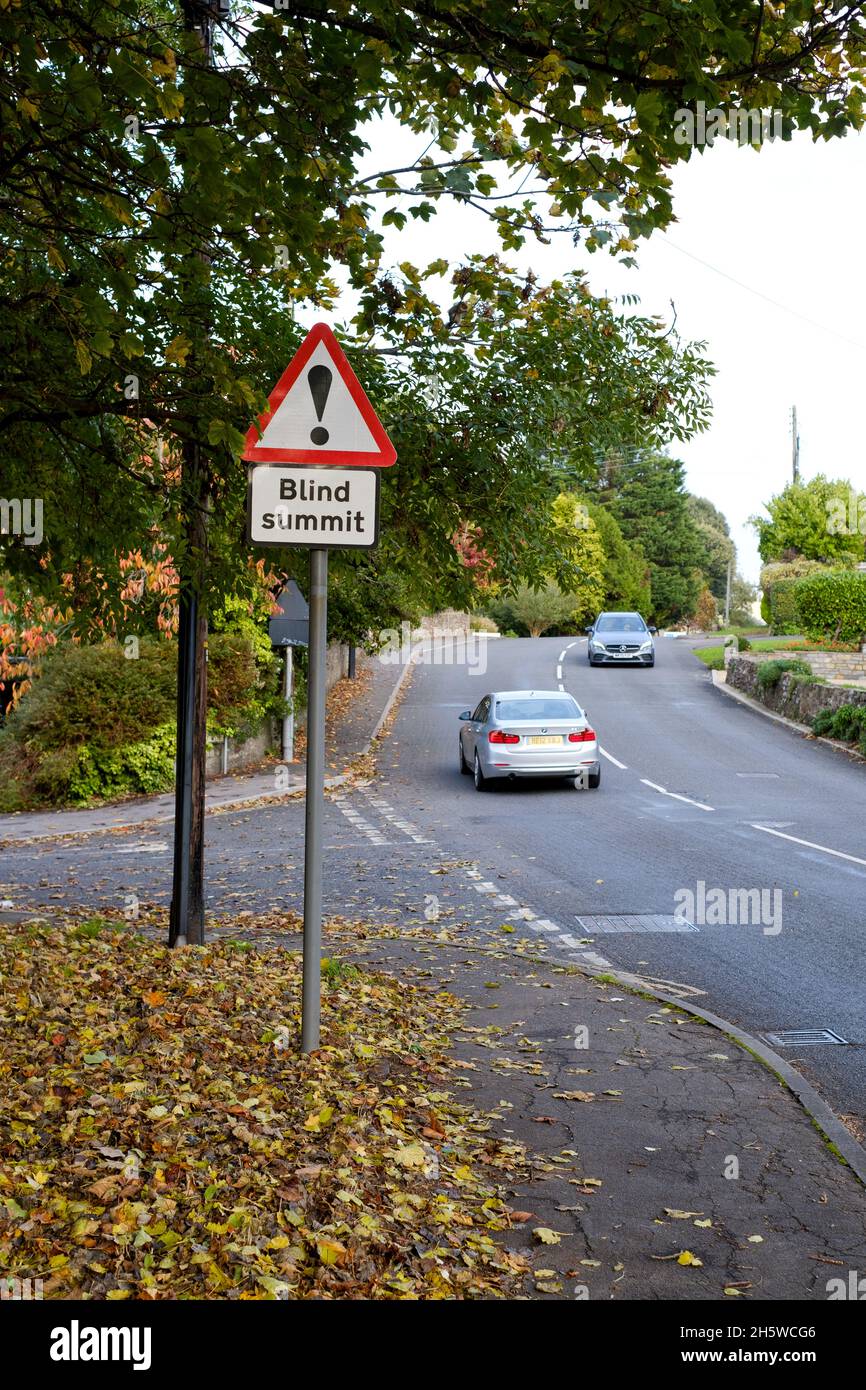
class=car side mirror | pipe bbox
[459,710,472,720]
[649,625,658,634]
[584,626,594,636]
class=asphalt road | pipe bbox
[4,632,866,1123]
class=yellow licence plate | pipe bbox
[527,735,562,746]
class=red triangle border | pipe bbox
[242,322,397,467]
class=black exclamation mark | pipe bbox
[308,365,332,445]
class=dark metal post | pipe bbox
[302,548,328,1051]
[348,641,356,680]
[169,0,224,947]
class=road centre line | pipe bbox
[751,823,866,868]
[556,649,626,767]
[640,778,714,812]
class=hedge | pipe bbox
[0,635,281,809]
[766,577,803,633]
[760,560,829,633]
[793,570,866,643]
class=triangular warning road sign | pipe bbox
[242,322,397,467]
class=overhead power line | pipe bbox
[658,237,866,355]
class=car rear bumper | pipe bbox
[482,753,600,779]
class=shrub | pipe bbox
[10,640,177,755]
[794,570,866,644]
[0,633,280,807]
[812,703,866,754]
[756,657,813,689]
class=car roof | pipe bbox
[597,611,642,619]
[489,690,580,701]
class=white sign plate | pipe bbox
[247,465,380,549]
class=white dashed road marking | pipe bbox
[332,795,389,846]
[640,778,714,813]
[362,794,434,844]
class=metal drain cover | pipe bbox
[763,1028,849,1047]
[575,914,698,934]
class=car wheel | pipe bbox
[473,752,488,791]
[459,738,470,774]
[588,767,601,789]
[645,658,655,667]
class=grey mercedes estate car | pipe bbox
[586,611,657,666]
[458,689,600,791]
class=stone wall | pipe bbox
[762,649,866,681]
[205,723,275,777]
[419,609,471,637]
[727,655,866,725]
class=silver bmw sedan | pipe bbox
[458,689,601,791]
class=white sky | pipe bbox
[320,119,866,584]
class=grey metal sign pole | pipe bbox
[282,645,294,762]
[301,547,328,1052]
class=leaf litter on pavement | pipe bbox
[0,920,529,1300]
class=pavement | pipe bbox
[345,925,866,1300]
[0,647,416,843]
[4,630,866,1298]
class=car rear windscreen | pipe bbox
[495,699,582,721]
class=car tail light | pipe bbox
[568,728,596,742]
[489,730,520,744]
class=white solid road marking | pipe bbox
[751,823,866,868]
[640,778,714,812]
[117,842,169,854]
[599,746,627,770]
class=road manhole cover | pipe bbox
[763,1029,849,1047]
[575,914,698,934]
